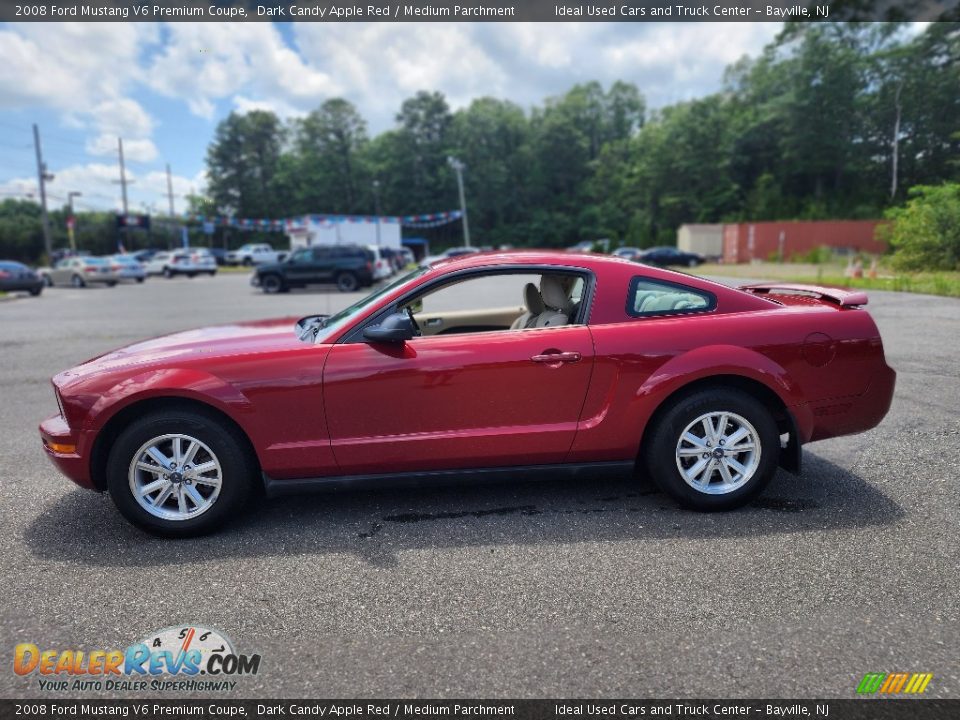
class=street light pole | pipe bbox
[372,179,382,247]
[32,124,54,259]
[67,191,82,251]
[447,156,470,248]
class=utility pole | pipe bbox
[447,156,470,248]
[372,179,382,247]
[32,124,54,258]
[165,163,176,216]
[112,138,133,251]
[115,137,130,215]
[67,191,82,251]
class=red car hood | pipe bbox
[58,316,305,382]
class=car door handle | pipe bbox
[531,351,581,364]
[425,318,443,327]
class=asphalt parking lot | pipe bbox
[1,272,957,699]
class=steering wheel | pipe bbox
[405,306,422,336]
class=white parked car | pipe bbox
[365,245,394,281]
[226,243,287,266]
[145,249,218,278]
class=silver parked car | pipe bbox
[40,257,119,288]
[109,255,147,283]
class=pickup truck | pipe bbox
[226,243,287,266]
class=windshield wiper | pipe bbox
[295,314,330,342]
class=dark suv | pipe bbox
[253,245,375,293]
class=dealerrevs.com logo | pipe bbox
[13,626,261,693]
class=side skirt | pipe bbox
[262,461,636,498]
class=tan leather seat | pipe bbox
[511,283,546,330]
[533,276,573,327]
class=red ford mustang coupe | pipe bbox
[40,252,895,536]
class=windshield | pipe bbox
[313,266,430,343]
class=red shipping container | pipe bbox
[722,220,887,264]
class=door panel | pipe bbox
[322,326,595,474]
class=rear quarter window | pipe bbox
[627,277,716,318]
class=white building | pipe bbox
[285,215,402,250]
[677,224,723,259]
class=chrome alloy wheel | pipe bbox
[675,411,761,495]
[128,434,222,521]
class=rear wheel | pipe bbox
[163,267,174,279]
[43,275,54,287]
[29,286,42,296]
[106,281,117,287]
[643,388,779,511]
[260,274,284,294]
[336,272,358,292]
[687,258,698,267]
[136,277,145,283]
[106,409,255,537]
[71,274,85,288]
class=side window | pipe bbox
[400,271,586,337]
[627,277,715,317]
[312,247,332,261]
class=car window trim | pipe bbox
[338,264,597,344]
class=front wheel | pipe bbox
[106,409,255,537]
[687,258,699,268]
[163,267,174,279]
[136,277,145,283]
[43,275,54,287]
[643,389,779,511]
[71,274,86,288]
[260,274,284,294]
[30,286,42,296]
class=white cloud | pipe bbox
[146,23,339,120]
[0,23,157,111]
[85,135,158,163]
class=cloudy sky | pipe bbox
[0,22,783,216]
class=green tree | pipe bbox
[205,110,286,219]
[885,183,960,271]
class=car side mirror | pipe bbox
[364,312,416,343]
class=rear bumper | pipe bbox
[803,363,897,442]
[38,414,97,490]
[0,279,43,292]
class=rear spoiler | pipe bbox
[740,283,868,308]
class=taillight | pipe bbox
[84,267,96,273]
[172,257,180,264]
[111,265,121,271]
[366,262,372,272]
[0,270,9,279]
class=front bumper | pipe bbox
[39,414,97,490]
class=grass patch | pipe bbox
[693,262,960,298]
[218,265,255,273]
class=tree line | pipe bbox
[2,23,957,263]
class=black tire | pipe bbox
[187,273,196,279]
[43,275,54,287]
[71,274,86,288]
[106,281,117,287]
[260,274,283,294]
[643,388,779,511]
[136,277,145,283]
[106,409,256,537]
[687,258,698,268]
[242,258,253,267]
[208,271,217,277]
[163,267,174,279]
[29,286,42,296]
[336,272,358,292]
